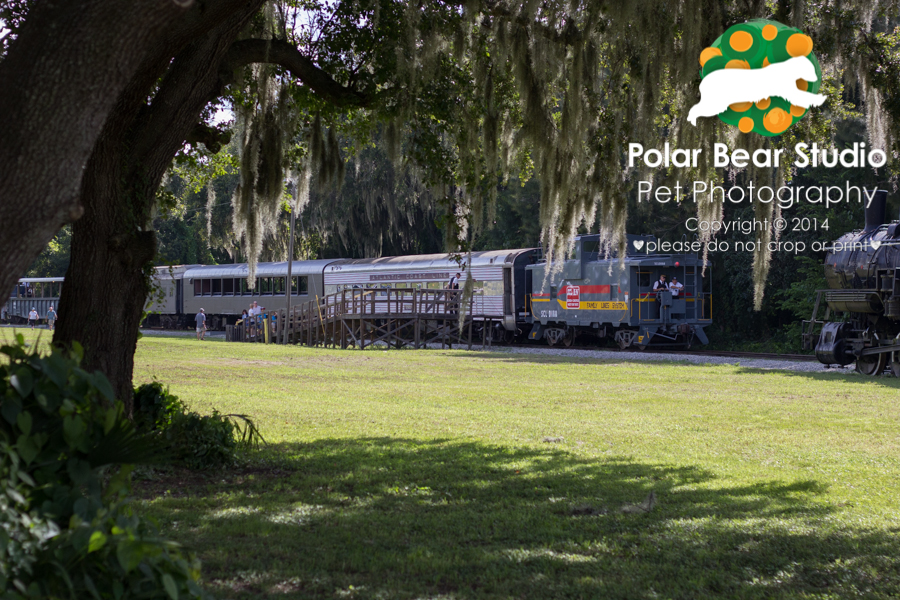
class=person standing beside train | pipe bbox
[28,307,38,330]
[447,272,461,314]
[47,305,58,331]
[195,308,206,341]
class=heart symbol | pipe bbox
[633,240,645,250]
[871,240,882,250]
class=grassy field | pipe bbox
[6,328,900,598]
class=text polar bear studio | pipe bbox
[687,56,826,126]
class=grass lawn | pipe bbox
[7,329,900,598]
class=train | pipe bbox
[4,236,712,348]
[804,190,900,376]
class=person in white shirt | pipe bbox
[28,308,38,330]
[652,274,668,293]
[669,277,684,297]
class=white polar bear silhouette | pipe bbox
[687,56,826,125]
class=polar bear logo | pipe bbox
[688,56,826,126]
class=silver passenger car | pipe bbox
[177,260,334,328]
[324,249,541,331]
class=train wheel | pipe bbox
[615,330,636,349]
[562,329,575,347]
[856,353,887,376]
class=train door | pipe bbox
[684,266,696,319]
[176,279,183,315]
[503,268,513,316]
[524,269,533,318]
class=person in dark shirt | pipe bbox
[195,308,207,341]
[653,274,668,293]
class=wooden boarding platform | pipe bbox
[225,289,499,350]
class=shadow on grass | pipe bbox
[136,438,900,599]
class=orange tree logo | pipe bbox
[689,20,823,136]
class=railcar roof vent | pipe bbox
[864,189,888,233]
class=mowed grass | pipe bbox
[7,328,900,598]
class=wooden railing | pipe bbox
[225,289,495,349]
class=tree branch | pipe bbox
[185,122,232,154]
[221,39,372,108]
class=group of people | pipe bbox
[25,305,57,330]
[652,274,684,297]
[238,302,265,336]
[196,301,268,341]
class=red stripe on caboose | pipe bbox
[572,285,611,294]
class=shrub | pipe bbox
[0,336,208,599]
[133,381,185,431]
[133,383,264,470]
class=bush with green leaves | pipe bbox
[133,383,263,470]
[0,336,208,599]
[132,381,185,432]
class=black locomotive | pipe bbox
[804,190,900,375]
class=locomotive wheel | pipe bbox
[856,352,887,376]
[562,329,576,347]
[615,330,636,350]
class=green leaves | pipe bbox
[0,339,207,599]
[116,539,143,573]
[162,573,179,599]
[87,530,107,553]
[63,414,87,449]
[10,367,33,397]
[16,410,32,435]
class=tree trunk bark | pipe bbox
[0,0,194,302]
[54,3,264,411]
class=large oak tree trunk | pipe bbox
[54,4,264,411]
[0,0,196,301]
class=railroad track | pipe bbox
[497,340,819,362]
[646,349,818,362]
[135,328,820,362]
